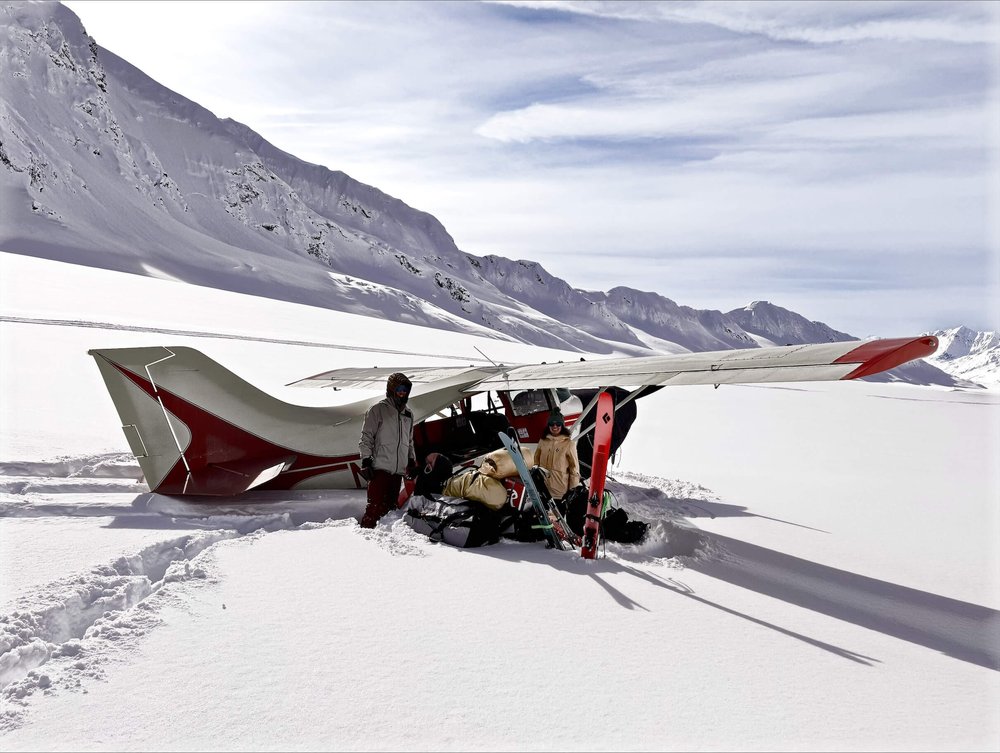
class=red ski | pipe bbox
[581,391,614,559]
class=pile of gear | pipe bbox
[402,448,648,549]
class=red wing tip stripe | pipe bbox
[836,336,939,380]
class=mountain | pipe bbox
[0,2,967,387]
[726,300,854,345]
[0,1,640,355]
[925,326,1000,388]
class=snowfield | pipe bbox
[1,252,998,751]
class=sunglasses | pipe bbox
[394,386,411,396]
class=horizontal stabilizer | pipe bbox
[181,455,296,496]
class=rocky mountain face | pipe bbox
[0,2,975,387]
[726,301,854,345]
[597,288,758,351]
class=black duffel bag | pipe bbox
[404,495,517,548]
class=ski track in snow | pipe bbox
[0,453,359,729]
[0,453,146,497]
[0,451,722,729]
[0,527,234,730]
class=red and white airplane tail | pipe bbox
[89,346,372,496]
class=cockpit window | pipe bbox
[509,389,549,417]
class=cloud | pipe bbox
[493,0,998,44]
[475,69,874,143]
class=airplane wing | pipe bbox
[287,365,507,390]
[287,336,937,392]
[463,336,939,391]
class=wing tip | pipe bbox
[837,336,939,380]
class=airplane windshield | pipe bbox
[509,389,549,417]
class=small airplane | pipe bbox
[88,336,939,498]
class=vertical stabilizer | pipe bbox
[88,346,363,495]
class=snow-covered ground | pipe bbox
[1,251,999,751]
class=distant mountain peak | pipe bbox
[727,301,853,345]
[925,326,1000,387]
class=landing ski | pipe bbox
[498,432,576,550]
[581,391,615,559]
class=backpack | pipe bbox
[506,504,552,543]
[403,495,517,548]
[528,466,554,502]
[563,485,589,536]
[601,507,649,544]
[413,452,455,496]
[441,467,511,510]
[562,485,648,544]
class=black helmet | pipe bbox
[386,372,412,399]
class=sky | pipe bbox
[60,0,1000,335]
[1,251,998,750]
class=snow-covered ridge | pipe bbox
[0,2,972,385]
[727,300,854,345]
[925,326,1000,388]
[598,287,758,351]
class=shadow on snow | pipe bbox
[4,483,996,672]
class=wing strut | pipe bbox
[572,385,647,443]
[571,389,606,441]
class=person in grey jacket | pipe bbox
[358,372,417,528]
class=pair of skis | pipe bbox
[580,391,614,559]
[498,390,615,559]
[498,431,578,550]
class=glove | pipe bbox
[405,460,419,480]
[359,457,374,482]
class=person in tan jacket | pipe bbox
[533,412,580,500]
